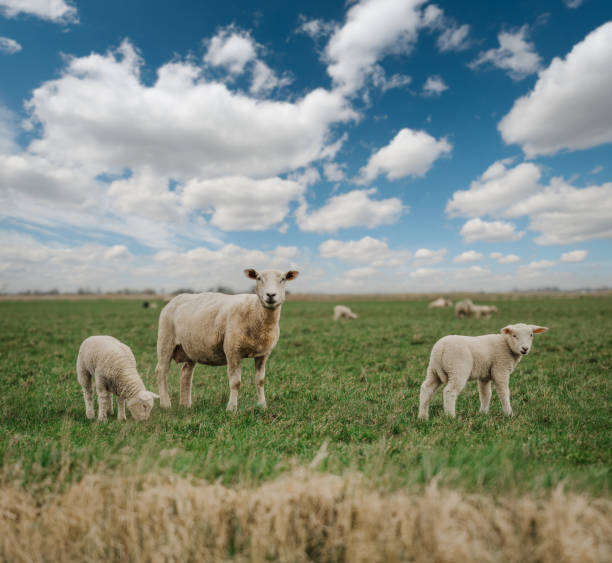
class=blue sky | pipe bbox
[0,0,611,294]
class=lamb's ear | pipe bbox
[530,325,548,334]
[244,268,258,280]
[501,325,513,335]
[149,392,161,399]
[285,270,299,281]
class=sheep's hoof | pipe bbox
[160,398,171,409]
[226,403,238,414]
[179,401,192,408]
[418,413,429,420]
[257,402,267,409]
[85,410,95,420]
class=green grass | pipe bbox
[0,296,610,495]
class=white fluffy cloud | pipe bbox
[422,4,471,52]
[346,266,378,278]
[297,188,404,233]
[460,217,524,243]
[470,26,541,80]
[0,0,77,23]
[560,250,588,262]
[204,28,256,74]
[324,0,425,94]
[499,22,612,156]
[0,36,21,54]
[358,128,451,183]
[446,159,541,218]
[412,247,447,266]
[181,176,304,231]
[319,236,411,267]
[489,252,521,264]
[422,75,448,96]
[453,250,483,264]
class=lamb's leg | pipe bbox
[493,374,512,416]
[226,356,242,413]
[96,383,111,422]
[107,395,114,416]
[117,397,127,421]
[77,364,95,420]
[179,362,196,408]
[478,380,492,414]
[418,366,440,420]
[442,372,468,418]
[254,355,268,408]
[156,336,174,410]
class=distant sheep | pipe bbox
[418,324,548,419]
[143,301,158,309]
[155,268,299,412]
[429,297,453,309]
[333,305,358,320]
[77,335,159,422]
[455,299,474,318]
[471,304,498,319]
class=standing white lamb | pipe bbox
[418,324,548,419]
[155,268,299,412]
[333,305,358,320]
[77,335,160,422]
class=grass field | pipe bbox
[0,295,611,560]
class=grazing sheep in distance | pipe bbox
[429,297,453,308]
[471,304,498,319]
[77,335,160,422]
[455,299,474,318]
[143,301,158,309]
[333,305,358,320]
[155,268,299,412]
[418,324,548,419]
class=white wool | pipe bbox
[333,305,358,320]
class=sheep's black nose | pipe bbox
[266,293,276,299]
[521,347,528,354]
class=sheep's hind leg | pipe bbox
[478,380,492,414]
[77,364,95,420]
[155,337,174,410]
[254,355,268,408]
[418,366,440,420]
[226,356,242,413]
[96,383,111,422]
[179,361,196,408]
[442,372,468,418]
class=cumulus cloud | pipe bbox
[470,26,541,80]
[460,217,524,243]
[446,159,541,218]
[324,0,425,95]
[319,236,411,267]
[358,128,451,183]
[296,188,404,233]
[412,247,447,266]
[499,22,612,156]
[489,252,521,264]
[204,27,256,74]
[0,36,21,54]
[422,4,471,52]
[453,250,483,264]
[323,162,345,182]
[297,16,336,41]
[346,266,378,278]
[422,75,448,96]
[0,0,77,23]
[560,250,588,262]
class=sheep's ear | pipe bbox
[244,268,258,280]
[530,325,548,334]
[150,392,160,399]
[285,270,299,281]
[501,326,513,335]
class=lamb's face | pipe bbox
[244,268,299,309]
[502,323,548,356]
[127,390,159,421]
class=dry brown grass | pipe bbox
[0,468,610,563]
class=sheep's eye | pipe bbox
[530,333,533,337]
[281,277,285,282]
[256,276,261,281]
[513,334,518,338]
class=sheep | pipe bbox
[429,297,453,309]
[76,335,160,422]
[333,305,358,320]
[455,299,474,318]
[155,268,299,413]
[418,323,548,419]
[143,301,158,309]
[471,304,498,319]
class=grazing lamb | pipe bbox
[155,268,299,412]
[471,304,498,319]
[455,299,474,318]
[418,323,548,419]
[333,305,358,320]
[429,297,453,309]
[77,335,160,422]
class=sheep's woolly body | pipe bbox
[77,336,157,422]
[418,324,547,419]
[333,305,358,320]
[429,297,452,308]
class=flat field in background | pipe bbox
[1,294,610,495]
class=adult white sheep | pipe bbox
[471,304,498,319]
[77,335,160,422]
[455,299,474,318]
[429,297,453,309]
[333,305,358,320]
[155,268,299,412]
[418,323,548,419]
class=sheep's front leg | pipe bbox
[478,380,492,414]
[96,384,111,422]
[180,362,196,408]
[254,355,268,408]
[442,372,468,418]
[418,366,440,420]
[107,395,114,416]
[493,372,512,416]
[226,356,242,413]
[117,397,127,421]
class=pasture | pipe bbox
[0,295,611,561]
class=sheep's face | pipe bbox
[502,323,548,356]
[127,390,160,421]
[244,268,299,309]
